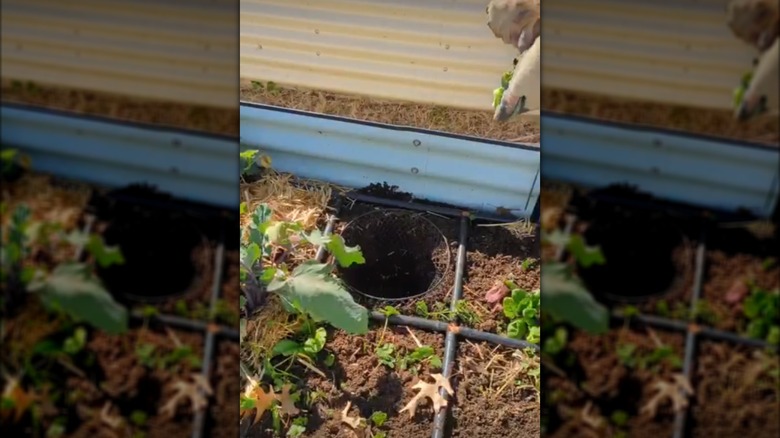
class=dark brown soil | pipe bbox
[208,341,241,438]
[700,248,780,333]
[463,225,540,333]
[450,342,540,438]
[1,303,207,437]
[339,209,450,300]
[690,341,780,438]
[334,202,458,315]
[542,326,686,438]
[249,325,446,437]
[2,79,239,137]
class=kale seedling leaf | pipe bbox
[305,230,365,268]
[303,327,327,354]
[542,263,608,334]
[267,261,369,334]
[30,263,128,334]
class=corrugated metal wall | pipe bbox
[241,0,518,110]
[241,102,540,217]
[1,0,237,108]
[1,103,238,208]
[543,0,758,109]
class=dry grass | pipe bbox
[543,88,779,147]
[241,79,540,143]
[1,79,238,136]
[458,340,540,399]
[1,173,91,231]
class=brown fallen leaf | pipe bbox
[276,384,300,417]
[341,401,364,429]
[241,378,276,425]
[0,376,36,423]
[399,373,455,418]
[159,373,214,419]
[640,373,694,418]
[580,401,604,430]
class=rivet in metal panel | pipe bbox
[445,44,450,50]
[170,167,180,174]
[652,139,662,147]
[413,139,421,147]
[651,167,660,174]
[316,51,320,56]
[257,44,263,49]
[314,29,320,34]
[443,66,448,72]
[411,167,419,174]
[172,139,181,147]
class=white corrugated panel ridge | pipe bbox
[1,0,237,108]
[543,0,757,109]
[241,0,518,110]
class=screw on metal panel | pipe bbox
[443,66,448,72]
[316,51,320,56]
[257,44,263,49]
[172,139,182,147]
[413,139,421,147]
[445,44,450,49]
[411,167,419,174]
[170,167,180,174]
[314,29,320,34]
[652,139,662,147]
[651,167,660,174]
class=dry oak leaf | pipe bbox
[241,378,276,425]
[399,373,454,418]
[159,373,214,419]
[341,401,364,429]
[276,383,300,417]
[0,376,37,422]
[640,373,694,418]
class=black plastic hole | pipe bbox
[95,211,207,303]
[575,214,690,302]
[338,209,450,300]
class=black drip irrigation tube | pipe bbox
[555,211,779,438]
[80,213,239,438]
[309,193,540,438]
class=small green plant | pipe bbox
[616,343,682,370]
[240,203,369,334]
[503,287,540,344]
[375,343,396,368]
[370,411,388,427]
[542,326,568,356]
[743,286,780,344]
[399,345,442,373]
[1,204,128,334]
[520,258,537,271]
[541,230,609,334]
[1,148,30,179]
[240,149,271,179]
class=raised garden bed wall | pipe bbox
[248,185,541,438]
[540,183,780,438]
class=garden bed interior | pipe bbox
[242,174,541,438]
[1,170,240,438]
[539,181,779,438]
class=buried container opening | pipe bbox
[338,209,451,300]
[95,210,209,303]
[575,213,691,303]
